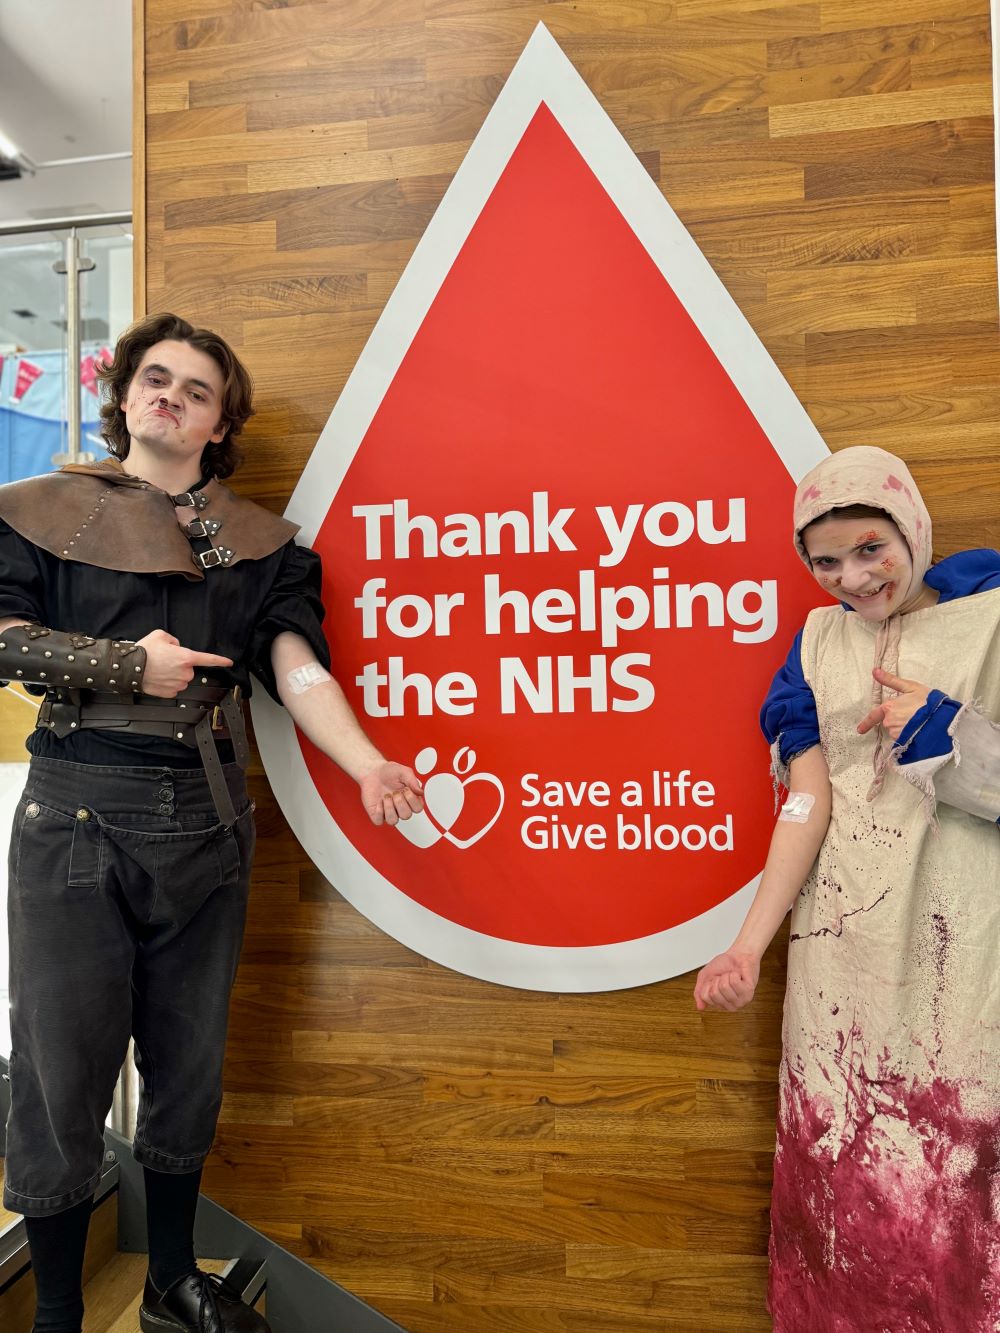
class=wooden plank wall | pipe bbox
[140,3,998,1330]
[0,686,38,762]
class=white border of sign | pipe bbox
[252,23,829,993]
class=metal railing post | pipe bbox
[52,228,97,467]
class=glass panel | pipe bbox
[0,222,132,1059]
[79,230,133,460]
[0,234,67,481]
[0,223,132,482]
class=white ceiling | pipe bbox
[0,1,132,349]
[0,0,132,222]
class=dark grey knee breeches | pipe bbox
[4,756,255,1217]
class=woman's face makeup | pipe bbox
[802,516,914,620]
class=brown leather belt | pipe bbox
[36,684,249,827]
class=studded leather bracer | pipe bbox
[0,623,147,693]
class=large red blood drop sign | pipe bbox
[253,25,828,991]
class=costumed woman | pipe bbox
[693,445,1000,1332]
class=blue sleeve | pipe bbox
[924,550,1000,600]
[894,689,961,764]
[760,630,820,765]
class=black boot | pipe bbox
[139,1270,271,1332]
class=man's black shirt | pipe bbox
[0,518,330,766]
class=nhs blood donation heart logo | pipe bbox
[398,746,506,849]
[252,24,828,992]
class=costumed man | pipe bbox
[0,313,424,1333]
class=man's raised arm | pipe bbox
[270,629,423,827]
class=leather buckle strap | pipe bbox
[35,685,249,827]
[172,489,210,511]
[174,684,230,706]
[210,683,241,733]
[194,709,236,827]
[190,686,248,826]
[193,691,249,827]
[186,518,222,539]
[37,695,82,738]
[217,687,248,767]
[194,545,235,569]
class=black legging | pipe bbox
[24,1165,202,1332]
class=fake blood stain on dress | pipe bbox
[769,1044,1000,1333]
[929,911,951,1056]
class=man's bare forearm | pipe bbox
[271,630,383,782]
[731,745,832,960]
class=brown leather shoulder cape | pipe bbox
[0,459,299,581]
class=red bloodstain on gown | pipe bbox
[769,1040,1000,1332]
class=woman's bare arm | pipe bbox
[694,744,831,1012]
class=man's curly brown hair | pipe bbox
[96,312,255,479]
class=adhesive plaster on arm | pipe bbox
[286,662,332,694]
[779,791,816,823]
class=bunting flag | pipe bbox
[80,354,99,396]
[11,359,43,403]
[81,347,113,396]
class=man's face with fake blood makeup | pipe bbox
[802,513,914,621]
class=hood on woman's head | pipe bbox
[792,446,932,584]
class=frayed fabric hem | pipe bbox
[892,699,1000,827]
[770,738,790,812]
